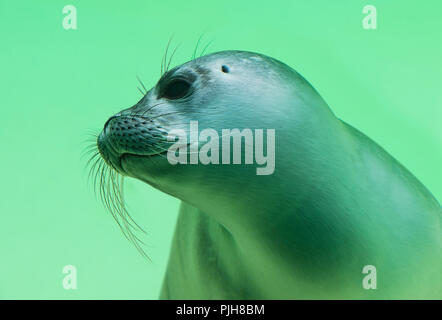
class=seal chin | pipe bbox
[119,149,170,175]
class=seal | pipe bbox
[94,50,441,299]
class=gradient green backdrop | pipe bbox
[0,0,440,299]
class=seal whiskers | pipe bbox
[84,140,149,259]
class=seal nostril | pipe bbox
[103,116,117,131]
[221,65,229,73]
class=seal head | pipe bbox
[98,50,334,203]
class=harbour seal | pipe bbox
[93,50,441,299]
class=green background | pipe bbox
[0,0,440,299]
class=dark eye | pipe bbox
[162,79,191,100]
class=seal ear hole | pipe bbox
[221,65,229,73]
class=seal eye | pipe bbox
[162,79,191,100]
[221,65,229,73]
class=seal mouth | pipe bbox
[119,142,193,172]
[119,141,192,163]
[118,150,169,176]
[120,150,168,162]
[97,142,127,175]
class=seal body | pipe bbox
[97,51,441,299]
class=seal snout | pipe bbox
[97,115,169,172]
[97,131,125,173]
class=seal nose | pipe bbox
[97,130,126,174]
[103,115,120,132]
[100,115,167,156]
